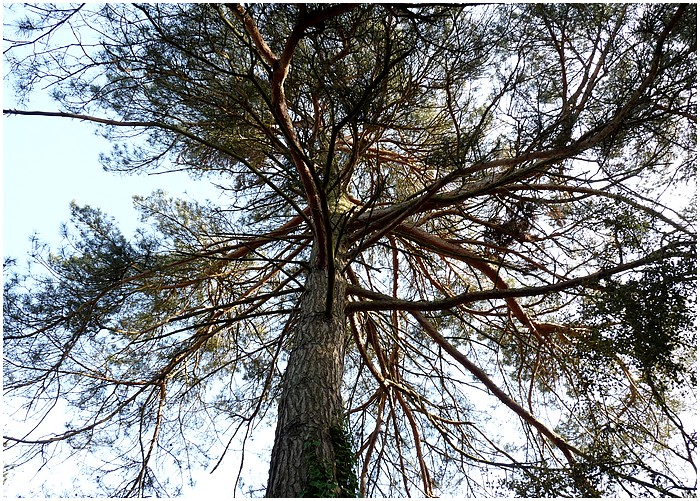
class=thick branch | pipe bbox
[410,311,583,461]
[229,4,330,268]
[228,4,278,65]
[346,239,687,312]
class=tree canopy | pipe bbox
[3,3,696,497]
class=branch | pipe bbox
[3,108,160,127]
[228,5,329,269]
[3,382,152,445]
[3,4,86,54]
[347,6,691,248]
[346,240,687,312]
[3,108,309,223]
[503,183,695,237]
[409,310,583,460]
[228,4,278,65]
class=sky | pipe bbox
[1,39,261,500]
[2,98,219,260]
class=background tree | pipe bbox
[3,3,696,497]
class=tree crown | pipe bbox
[3,3,696,497]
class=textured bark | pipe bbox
[266,243,349,497]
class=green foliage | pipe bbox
[505,444,664,498]
[302,427,359,498]
[330,426,360,498]
[580,253,696,391]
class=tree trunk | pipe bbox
[266,242,355,497]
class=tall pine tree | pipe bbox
[4,4,696,497]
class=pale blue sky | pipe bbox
[1,7,273,492]
[2,63,263,499]
[0,3,216,260]
[2,92,220,260]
